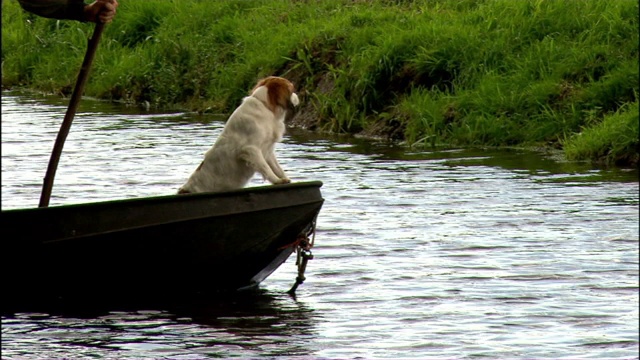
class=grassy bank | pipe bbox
[2,0,638,166]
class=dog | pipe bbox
[178,76,299,194]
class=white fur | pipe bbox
[178,80,298,193]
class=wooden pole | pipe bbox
[39,22,105,207]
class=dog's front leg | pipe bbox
[240,146,289,184]
[266,151,288,181]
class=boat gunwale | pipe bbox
[1,180,324,213]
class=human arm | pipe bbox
[17,0,118,23]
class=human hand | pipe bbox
[84,0,119,23]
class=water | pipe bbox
[2,90,639,359]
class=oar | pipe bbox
[39,22,106,207]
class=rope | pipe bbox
[287,219,316,295]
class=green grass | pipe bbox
[2,0,638,166]
[564,101,639,166]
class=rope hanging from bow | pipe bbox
[286,219,316,295]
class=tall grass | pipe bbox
[2,0,638,166]
[564,101,639,166]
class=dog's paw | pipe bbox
[275,177,291,185]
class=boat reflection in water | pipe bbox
[2,289,319,358]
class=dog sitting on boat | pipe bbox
[178,76,299,194]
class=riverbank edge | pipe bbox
[2,85,624,172]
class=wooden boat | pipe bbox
[1,181,323,308]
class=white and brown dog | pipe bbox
[178,76,299,194]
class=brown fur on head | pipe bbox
[251,76,296,113]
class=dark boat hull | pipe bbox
[1,181,323,306]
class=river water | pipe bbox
[2,90,639,359]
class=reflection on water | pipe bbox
[2,90,639,359]
[3,291,316,359]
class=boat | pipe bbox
[1,181,323,309]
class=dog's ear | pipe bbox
[251,76,296,112]
[267,80,290,110]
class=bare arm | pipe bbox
[17,0,118,23]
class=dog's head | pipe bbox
[250,76,299,114]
